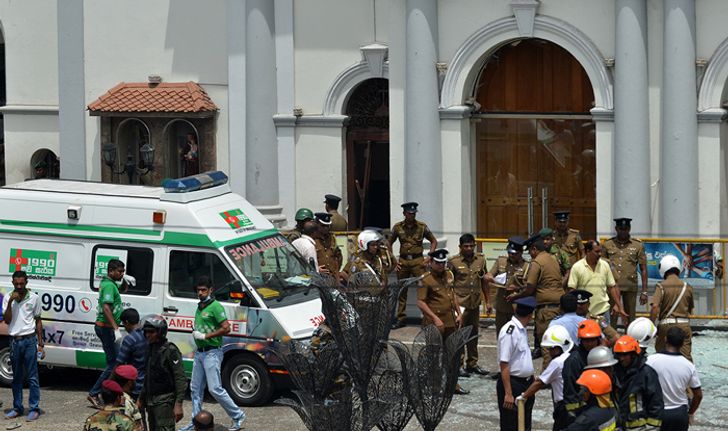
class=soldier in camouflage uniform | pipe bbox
[139,315,186,431]
[314,212,343,280]
[553,211,585,266]
[284,208,315,242]
[84,380,135,431]
[540,227,572,279]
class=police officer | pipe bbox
[314,212,343,280]
[342,229,388,287]
[286,208,315,242]
[417,248,468,394]
[613,335,664,430]
[553,211,585,266]
[496,296,537,431]
[571,289,593,318]
[508,234,563,367]
[650,254,694,361]
[449,233,490,376]
[324,194,348,232]
[562,319,603,425]
[603,218,648,327]
[485,236,529,336]
[390,202,437,329]
[139,315,186,431]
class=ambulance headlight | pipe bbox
[67,206,82,220]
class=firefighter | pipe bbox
[627,317,658,358]
[613,335,664,431]
[564,369,619,431]
[562,319,604,425]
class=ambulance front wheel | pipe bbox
[222,354,272,406]
[0,344,12,386]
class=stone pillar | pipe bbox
[660,0,697,236]
[57,0,87,180]
[613,0,650,236]
[405,0,442,237]
[246,0,284,225]
[227,0,246,194]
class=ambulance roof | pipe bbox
[7,179,165,199]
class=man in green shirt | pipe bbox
[88,259,126,408]
[179,277,245,431]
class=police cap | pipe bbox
[523,233,541,248]
[506,235,526,254]
[428,248,449,263]
[324,194,341,204]
[614,217,632,228]
[554,211,570,221]
[514,296,537,309]
[314,212,332,225]
[569,289,593,304]
[401,202,419,213]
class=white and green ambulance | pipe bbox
[0,171,323,405]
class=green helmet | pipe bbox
[295,208,314,222]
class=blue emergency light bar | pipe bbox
[162,171,229,193]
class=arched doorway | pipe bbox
[114,119,151,185]
[474,39,596,238]
[345,78,390,230]
[163,119,200,178]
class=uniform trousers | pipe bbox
[656,323,692,361]
[660,405,689,431]
[460,306,480,369]
[610,290,637,328]
[395,257,426,322]
[497,375,534,431]
[146,393,177,431]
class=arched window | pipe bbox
[29,149,59,179]
[163,119,199,178]
[114,119,151,184]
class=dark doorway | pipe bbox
[345,78,390,230]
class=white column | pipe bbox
[660,0,697,236]
[246,0,284,225]
[57,0,86,180]
[405,0,442,237]
[614,0,650,236]
[227,0,246,194]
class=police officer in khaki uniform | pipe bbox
[508,234,564,368]
[485,236,529,337]
[390,202,437,329]
[341,229,388,286]
[650,254,694,361]
[449,233,490,376]
[313,212,343,280]
[603,218,648,328]
[324,194,348,232]
[417,248,468,395]
[553,211,585,266]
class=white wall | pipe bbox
[295,126,344,216]
[4,113,58,183]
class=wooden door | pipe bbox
[475,39,596,239]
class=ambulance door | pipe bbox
[163,248,254,361]
[88,244,162,362]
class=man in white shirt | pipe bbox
[517,324,574,430]
[497,296,536,431]
[2,270,44,421]
[646,326,702,431]
[291,222,319,271]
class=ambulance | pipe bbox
[0,171,323,406]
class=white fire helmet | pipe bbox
[357,230,381,252]
[540,324,573,353]
[658,254,681,279]
[627,317,657,348]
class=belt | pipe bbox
[510,375,534,383]
[12,333,36,341]
[399,254,422,260]
[658,317,689,326]
[536,303,559,310]
[197,346,221,353]
[95,321,115,328]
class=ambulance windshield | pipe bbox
[224,234,318,307]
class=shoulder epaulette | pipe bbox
[506,325,514,334]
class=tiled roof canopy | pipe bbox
[88,82,218,116]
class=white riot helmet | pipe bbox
[584,346,618,369]
[540,325,573,353]
[357,230,381,252]
[627,317,657,348]
[659,254,681,279]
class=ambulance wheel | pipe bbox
[222,354,272,406]
[0,344,12,386]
